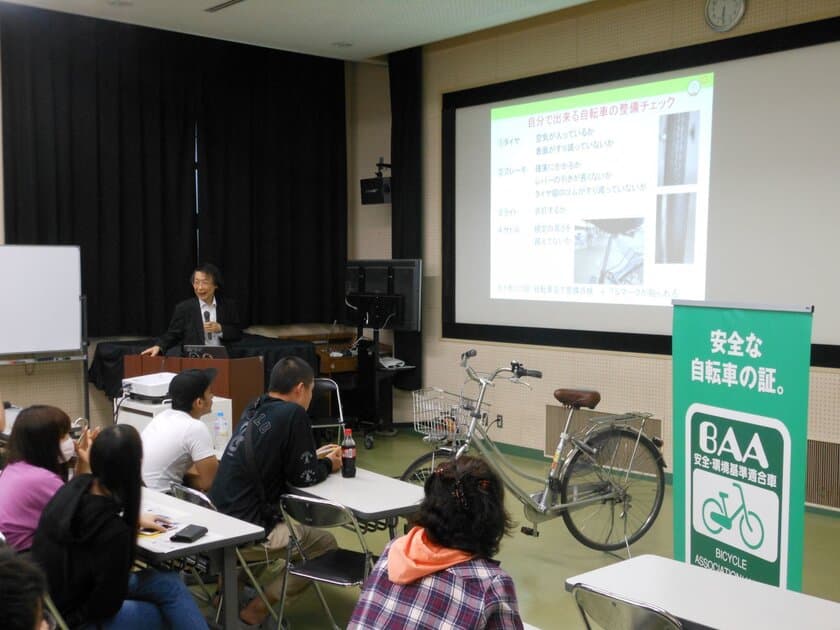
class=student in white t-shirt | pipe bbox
[141,368,219,492]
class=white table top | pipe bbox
[138,488,264,560]
[290,466,424,521]
[565,554,840,630]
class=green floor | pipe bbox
[269,430,840,629]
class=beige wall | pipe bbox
[3,0,840,441]
[345,61,393,260]
[348,0,840,463]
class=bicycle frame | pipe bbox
[710,483,748,529]
[454,413,622,524]
[454,357,654,524]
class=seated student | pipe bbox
[141,262,242,357]
[141,368,219,492]
[349,455,524,630]
[0,405,95,552]
[209,356,342,628]
[0,547,51,630]
[32,424,207,630]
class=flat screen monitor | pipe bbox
[344,259,422,332]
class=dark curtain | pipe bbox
[196,39,347,327]
[0,4,197,336]
[388,47,423,389]
[1,4,348,335]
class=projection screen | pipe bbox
[442,18,840,365]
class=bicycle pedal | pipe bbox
[520,526,540,537]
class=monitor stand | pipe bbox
[356,326,401,440]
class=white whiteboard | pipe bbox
[0,245,83,355]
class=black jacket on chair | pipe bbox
[156,296,242,353]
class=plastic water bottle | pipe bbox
[341,428,357,478]
[214,410,229,449]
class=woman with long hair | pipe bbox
[32,424,206,629]
[349,455,524,629]
[0,405,90,551]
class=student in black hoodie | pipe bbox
[32,424,206,629]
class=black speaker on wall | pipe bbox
[360,176,391,204]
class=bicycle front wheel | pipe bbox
[560,428,665,551]
[739,510,765,550]
[400,449,454,486]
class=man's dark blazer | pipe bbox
[156,296,242,353]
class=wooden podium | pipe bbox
[123,355,263,427]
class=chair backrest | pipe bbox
[279,493,372,573]
[311,376,344,421]
[572,583,683,630]
[170,482,217,511]
[309,378,344,443]
[279,493,356,529]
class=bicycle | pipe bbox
[701,482,765,550]
[401,349,667,552]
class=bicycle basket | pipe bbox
[412,387,475,440]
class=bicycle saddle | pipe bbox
[553,389,601,409]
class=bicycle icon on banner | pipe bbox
[702,482,765,550]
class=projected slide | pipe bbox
[490,74,713,306]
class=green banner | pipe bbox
[672,301,812,590]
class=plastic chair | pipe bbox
[168,482,279,626]
[277,493,374,630]
[572,583,683,630]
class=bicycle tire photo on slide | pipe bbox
[402,349,666,552]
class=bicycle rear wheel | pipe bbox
[400,449,454,486]
[560,428,664,551]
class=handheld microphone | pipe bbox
[204,310,211,342]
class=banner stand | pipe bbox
[672,300,812,589]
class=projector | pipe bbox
[122,372,178,401]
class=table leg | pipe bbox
[222,546,237,629]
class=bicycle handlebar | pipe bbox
[460,349,477,366]
[460,349,542,383]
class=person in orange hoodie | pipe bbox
[349,455,524,629]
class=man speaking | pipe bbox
[142,263,242,357]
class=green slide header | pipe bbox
[491,73,714,120]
